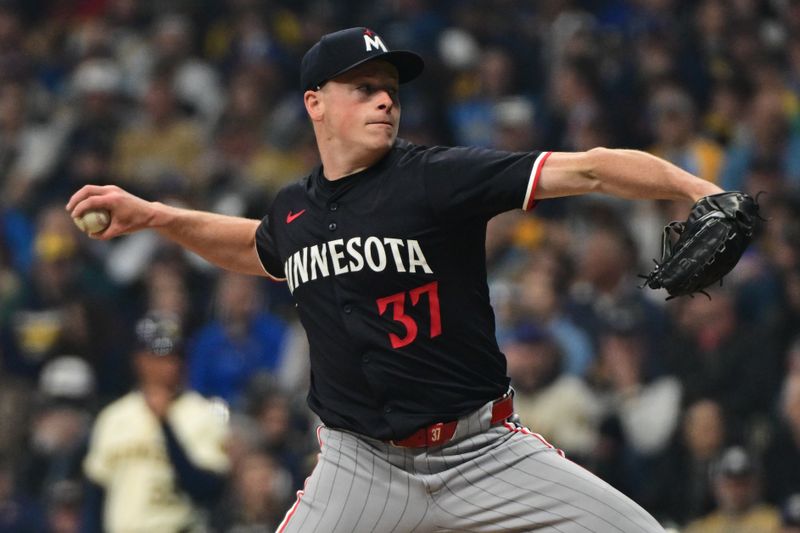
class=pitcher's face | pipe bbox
[312,60,401,152]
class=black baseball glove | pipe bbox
[640,191,762,299]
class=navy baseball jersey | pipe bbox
[256,139,551,439]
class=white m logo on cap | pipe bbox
[364,34,387,52]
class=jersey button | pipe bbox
[384,406,392,414]
[329,202,338,211]
[362,354,370,363]
[343,305,352,314]
[328,222,337,231]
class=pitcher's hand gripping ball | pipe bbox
[73,209,111,235]
[641,191,762,299]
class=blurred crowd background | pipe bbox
[2,0,800,531]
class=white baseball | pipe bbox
[73,209,111,234]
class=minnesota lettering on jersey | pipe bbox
[285,236,433,292]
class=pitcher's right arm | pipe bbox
[67,185,267,277]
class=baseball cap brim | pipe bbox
[310,50,424,90]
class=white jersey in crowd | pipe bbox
[83,390,230,533]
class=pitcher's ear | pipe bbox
[304,89,324,122]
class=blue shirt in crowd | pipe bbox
[187,313,288,405]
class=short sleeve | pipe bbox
[422,146,552,219]
[255,214,286,280]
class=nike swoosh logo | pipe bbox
[286,209,306,224]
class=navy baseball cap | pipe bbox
[301,27,424,91]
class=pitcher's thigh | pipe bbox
[277,431,432,533]
[433,428,665,533]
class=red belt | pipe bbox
[390,394,514,448]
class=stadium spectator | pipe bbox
[684,446,781,533]
[721,88,800,192]
[188,272,289,407]
[110,74,205,197]
[2,205,121,386]
[650,398,730,525]
[18,356,95,500]
[246,384,312,489]
[212,447,293,532]
[568,218,668,360]
[666,289,781,423]
[594,322,682,459]
[0,77,62,213]
[513,248,594,377]
[33,59,127,206]
[82,312,230,533]
[590,318,682,502]
[648,83,724,185]
[146,13,225,130]
[448,47,527,148]
[503,322,600,461]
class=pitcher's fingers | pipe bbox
[66,185,115,212]
[71,195,113,218]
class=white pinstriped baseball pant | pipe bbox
[277,399,665,532]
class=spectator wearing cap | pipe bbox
[649,398,729,525]
[594,318,682,459]
[17,356,95,501]
[591,316,682,505]
[502,322,600,461]
[684,446,781,533]
[82,311,230,533]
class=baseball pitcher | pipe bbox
[69,27,758,533]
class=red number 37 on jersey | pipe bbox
[376,281,441,349]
